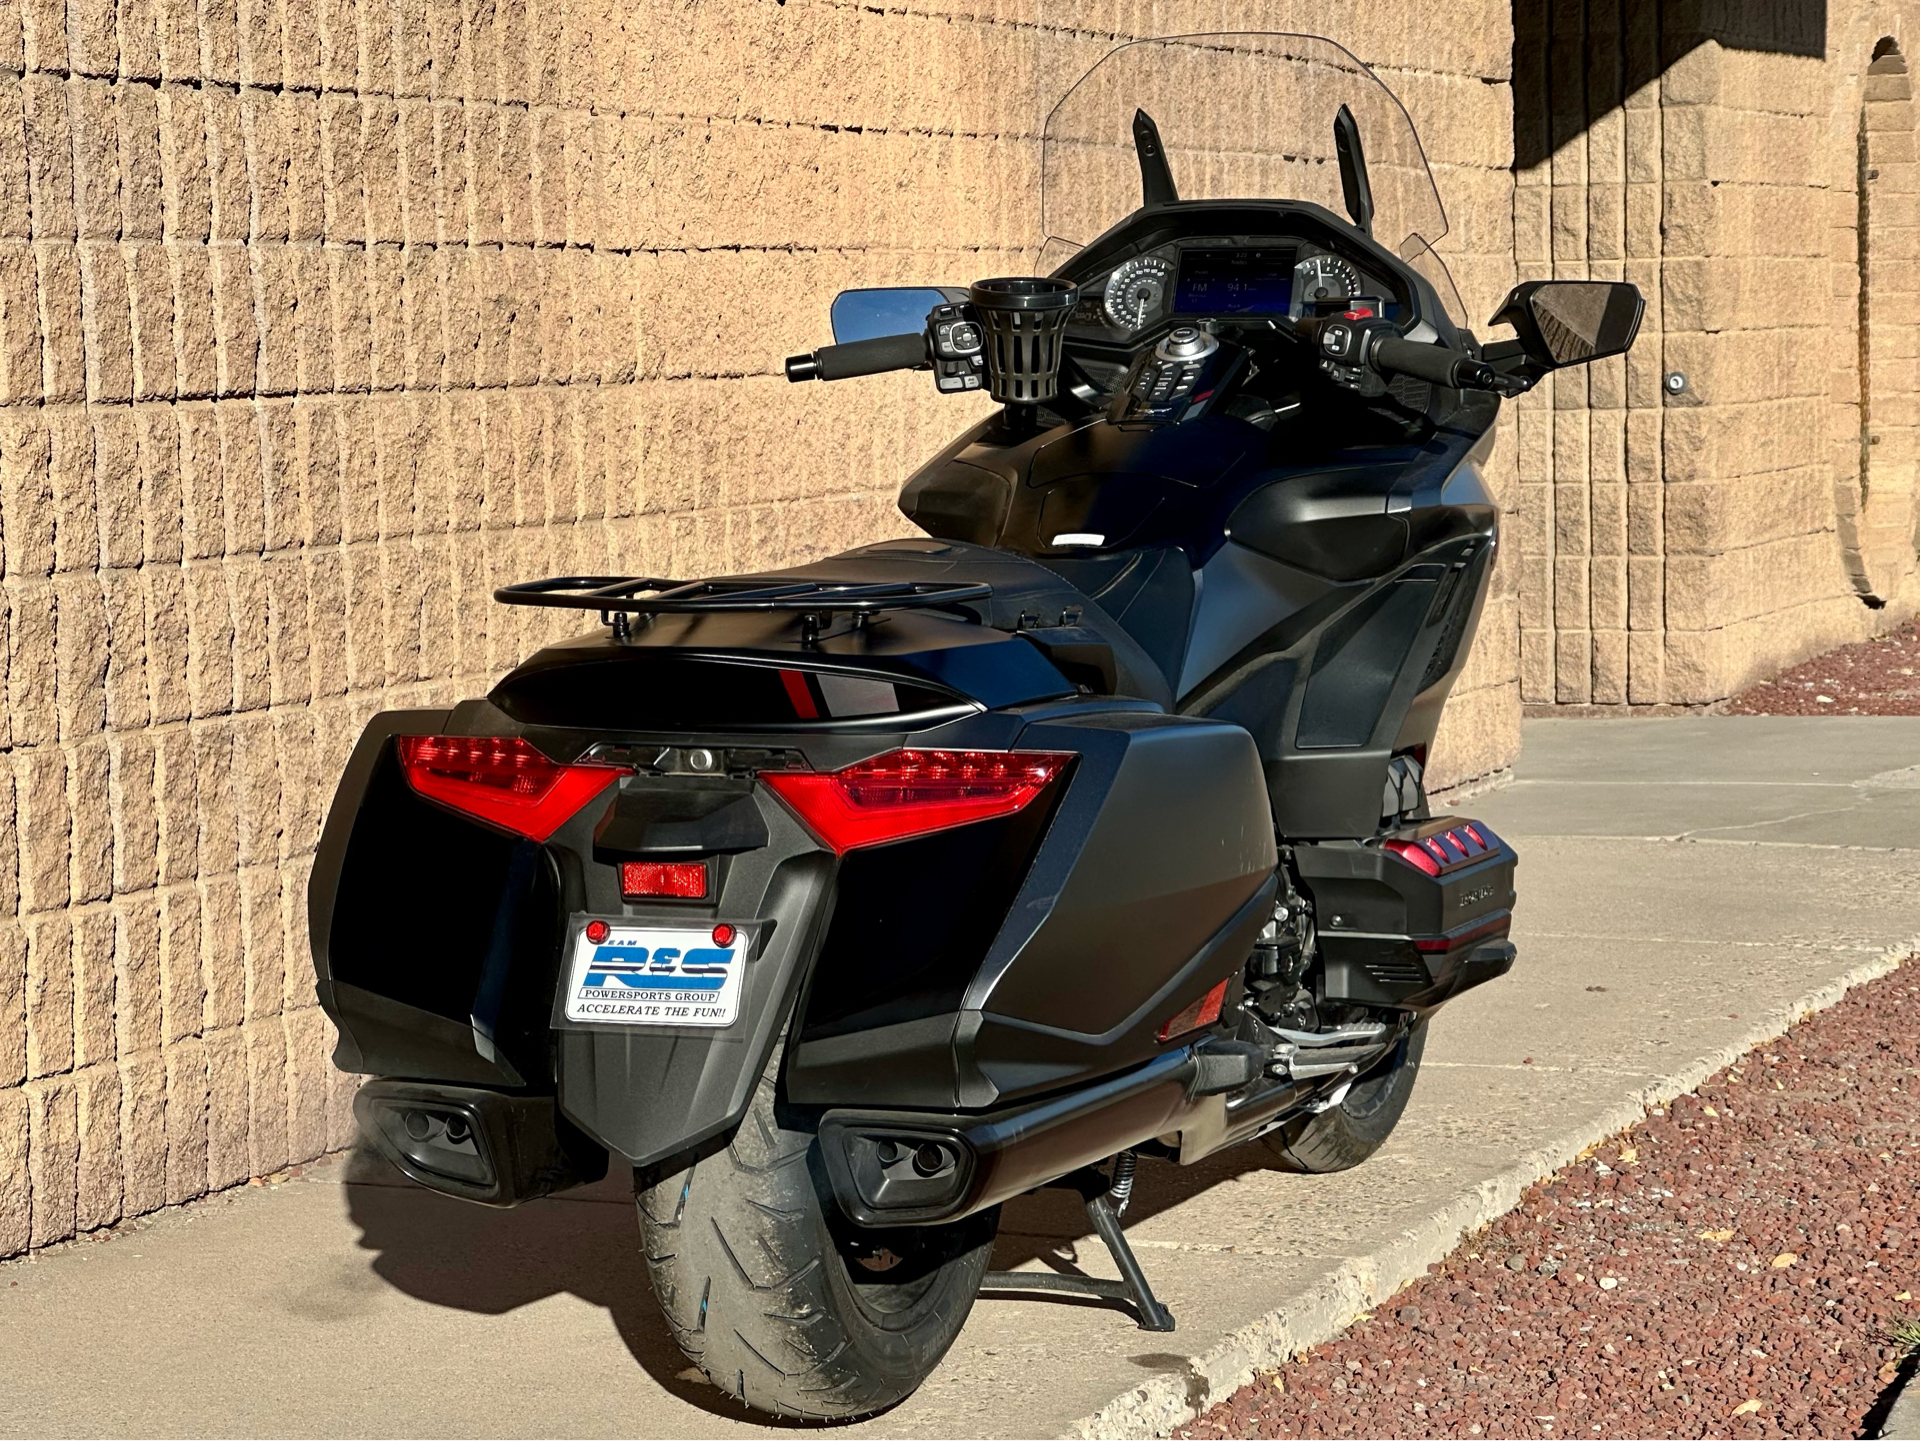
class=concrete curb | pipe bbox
[1070,938,1920,1440]
[1883,1364,1920,1441]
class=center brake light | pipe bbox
[762,748,1073,854]
[395,736,622,842]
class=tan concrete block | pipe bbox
[1625,625,1664,704]
[396,99,435,244]
[156,88,210,242]
[209,246,257,394]
[0,1085,28,1257]
[0,925,23,1087]
[157,881,202,1044]
[1426,679,1520,792]
[23,74,76,240]
[112,892,160,1056]
[162,1032,206,1203]
[204,1023,250,1187]
[26,1074,76,1246]
[1554,627,1592,704]
[36,242,86,401]
[9,581,56,746]
[70,905,113,1069]
[73,1061,121,1230]
[282,1004,328,1162]
[367,243,403,389]
[69,80,120,241]
[16,747,68,915]
[362,99,402,244]
[119,1048,166,1216]
[0,242,43,400]
[124,243,174,399]
[142,565,190,725]
[161,248,214,401]
[184,562,235,715]
[174,407,221,559]
[0,412,53,575]
[253,244,298,395]
[197,860,240,1028]
[78,242,133,401]
[244,1015,286,1175]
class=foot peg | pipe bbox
[980,1160,1175,1332]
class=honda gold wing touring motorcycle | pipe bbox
[309,34,1641,1421]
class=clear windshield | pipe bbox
[1041,34,1450,269]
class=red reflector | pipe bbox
[712,923,735,946]
[620,861,709,900]
[584,919,610,944]
[1158,978,1229,1043]
[1415,915,1512,953]
[1383,838,1442,876]
[762,749,1073,854]
[396,736,621,842]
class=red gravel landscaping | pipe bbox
[1725,621,1920,715]
[1181,962,1920,1441]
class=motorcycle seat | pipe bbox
[782,539,1176,709]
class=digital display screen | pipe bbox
[1173,247,1296,315]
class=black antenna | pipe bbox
[1132,109,1178,207]
[1333,104,1374,235]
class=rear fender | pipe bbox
[552,792,835,1170]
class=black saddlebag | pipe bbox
[1294,818,1518,1009]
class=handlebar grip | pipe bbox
[1372,335,1499,391]
[785,332,929,383]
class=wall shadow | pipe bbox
[1513,2,1828,172]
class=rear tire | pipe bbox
[1263,1019,1428,1173]
[637,1066,997,1421]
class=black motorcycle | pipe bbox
[308,34,1639,1421]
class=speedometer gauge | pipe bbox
[1293,252,1362,312]
[1104,255,1174,330]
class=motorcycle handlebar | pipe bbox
[1371,335,1502,392]
[785,332,929,383]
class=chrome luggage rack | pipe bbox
[494,575,994,643]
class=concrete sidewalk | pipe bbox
[2,717,1917,1439]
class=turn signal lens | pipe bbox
[1383,838,1442,876]
[395,735,622,842]
[1158,978,1229,1043]
[620,860,709,900]
[762,748,1073,854]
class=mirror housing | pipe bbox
[1488,280,1643,378]
[829,287,967,344]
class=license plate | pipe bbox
[562,921,746,1028]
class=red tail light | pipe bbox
[620,860,709,900]
[1382,838,1442,876]
[1382,823,1503,878]
[395,736,622,841]
[762,748,1073,854]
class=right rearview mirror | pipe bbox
[1491,280,1644,370]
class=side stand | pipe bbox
[980,1166,1175,1332]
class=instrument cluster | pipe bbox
[1070,238,1396,339]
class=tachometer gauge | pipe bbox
[1293,252,1363,312]
[1104,254,1174,329]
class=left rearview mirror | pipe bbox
[829,287,965,344]
[1491,280,1644,370]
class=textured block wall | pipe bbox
[1515,2,1920,708]
[0,0,1521,1256]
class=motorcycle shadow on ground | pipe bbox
[342,1140,1285,1423]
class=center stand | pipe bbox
[979,1156,1175,1332]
